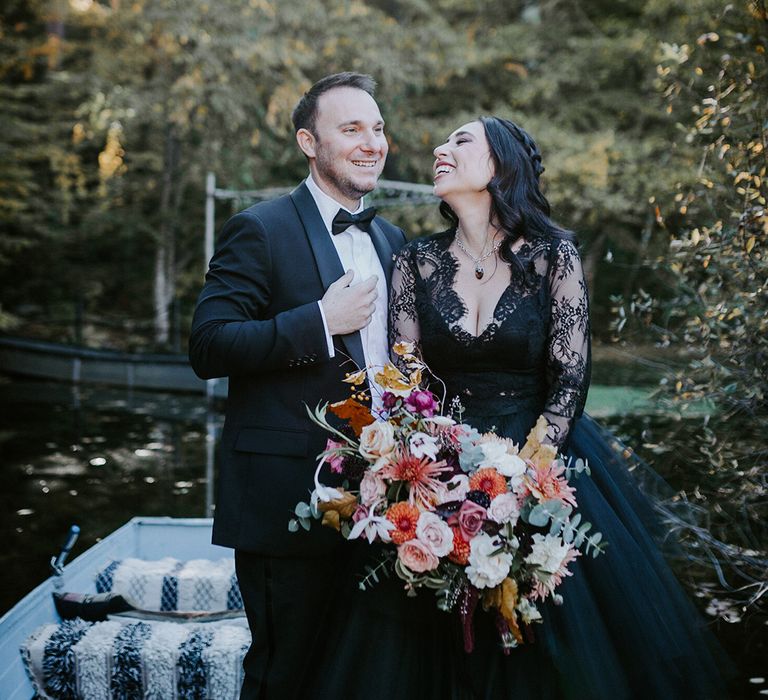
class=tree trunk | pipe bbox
[153,122,180,347]
[153,243,169,346]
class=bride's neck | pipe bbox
[453,204,499,253]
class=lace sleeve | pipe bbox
[388,246,422,363]
[544,238,591,447]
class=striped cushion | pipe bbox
[21,617,250,699]
[94,558,242,612]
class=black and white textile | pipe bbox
[21,616,250,699]
[94,557,242,612]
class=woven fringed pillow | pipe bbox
[21,617,250,699]
[94,558,243,612]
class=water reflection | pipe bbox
[0,378,222,615]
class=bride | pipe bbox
[311,117,729,699]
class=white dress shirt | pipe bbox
[305,174,389,411]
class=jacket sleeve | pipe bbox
[188,210,330,379]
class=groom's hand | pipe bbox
[322,270,379,335]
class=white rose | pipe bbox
[488,492,520,525]
[409,431,439,460]
[479,443,527,484]
[359,421,397,462]
[415,512,453,557]
[466,532,513,589]
[359,471,386,506]
[525,533,570,574]
[437,474,469,504]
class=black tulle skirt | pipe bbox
[308,412,731,700]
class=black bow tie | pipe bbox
[331,207,377,235]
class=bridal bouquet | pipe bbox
[290,342,605,652]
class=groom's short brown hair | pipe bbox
[291,72,377,137]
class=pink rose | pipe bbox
[397,539,440,573]
[359,471,386,506]
[404,390,439,417]
[415,512,454,557]
[458,500,487,540]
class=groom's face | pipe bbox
[300,87,387,209]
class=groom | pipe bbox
[189,73,405,699]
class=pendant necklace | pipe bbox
[455,230,503,279]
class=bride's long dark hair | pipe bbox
[439,116,575,276]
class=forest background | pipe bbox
[1,0,766,683]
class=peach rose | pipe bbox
[398,538,440,573]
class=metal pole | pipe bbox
[205,171,216,275]
[205,407,216,518]
[204,172,218,402]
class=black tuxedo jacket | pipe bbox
[189,182,406,556]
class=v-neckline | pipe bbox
[441,234,528,340]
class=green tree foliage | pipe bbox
[0,0,87,330]
[0,0,757,350]
[658,1,766,417]
[617,0,767,609]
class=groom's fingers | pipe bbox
[321,273,379,335]
[328,269,355,289]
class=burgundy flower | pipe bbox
[458,500,487,540]
[404,390,439,417]
[381,392,399,410]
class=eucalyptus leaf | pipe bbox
[295,501,311,519]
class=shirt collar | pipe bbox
[304,173,365,234]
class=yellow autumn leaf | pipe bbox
[343,369,367,386]
[483,578,523,645]
[519,416,549,460]
[374,363,414,393]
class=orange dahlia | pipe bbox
[386,502,420,544]
[469,468,508,499]
[448,526,470,565]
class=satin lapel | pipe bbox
[368,219,395,295]
[289,182,366,371]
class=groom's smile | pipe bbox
[297,86,388,211]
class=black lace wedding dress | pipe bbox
[309,230,729,700]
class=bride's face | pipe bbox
[432,121,495,200]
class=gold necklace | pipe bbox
[455,231,503,279]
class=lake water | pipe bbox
[0,375,764,697]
